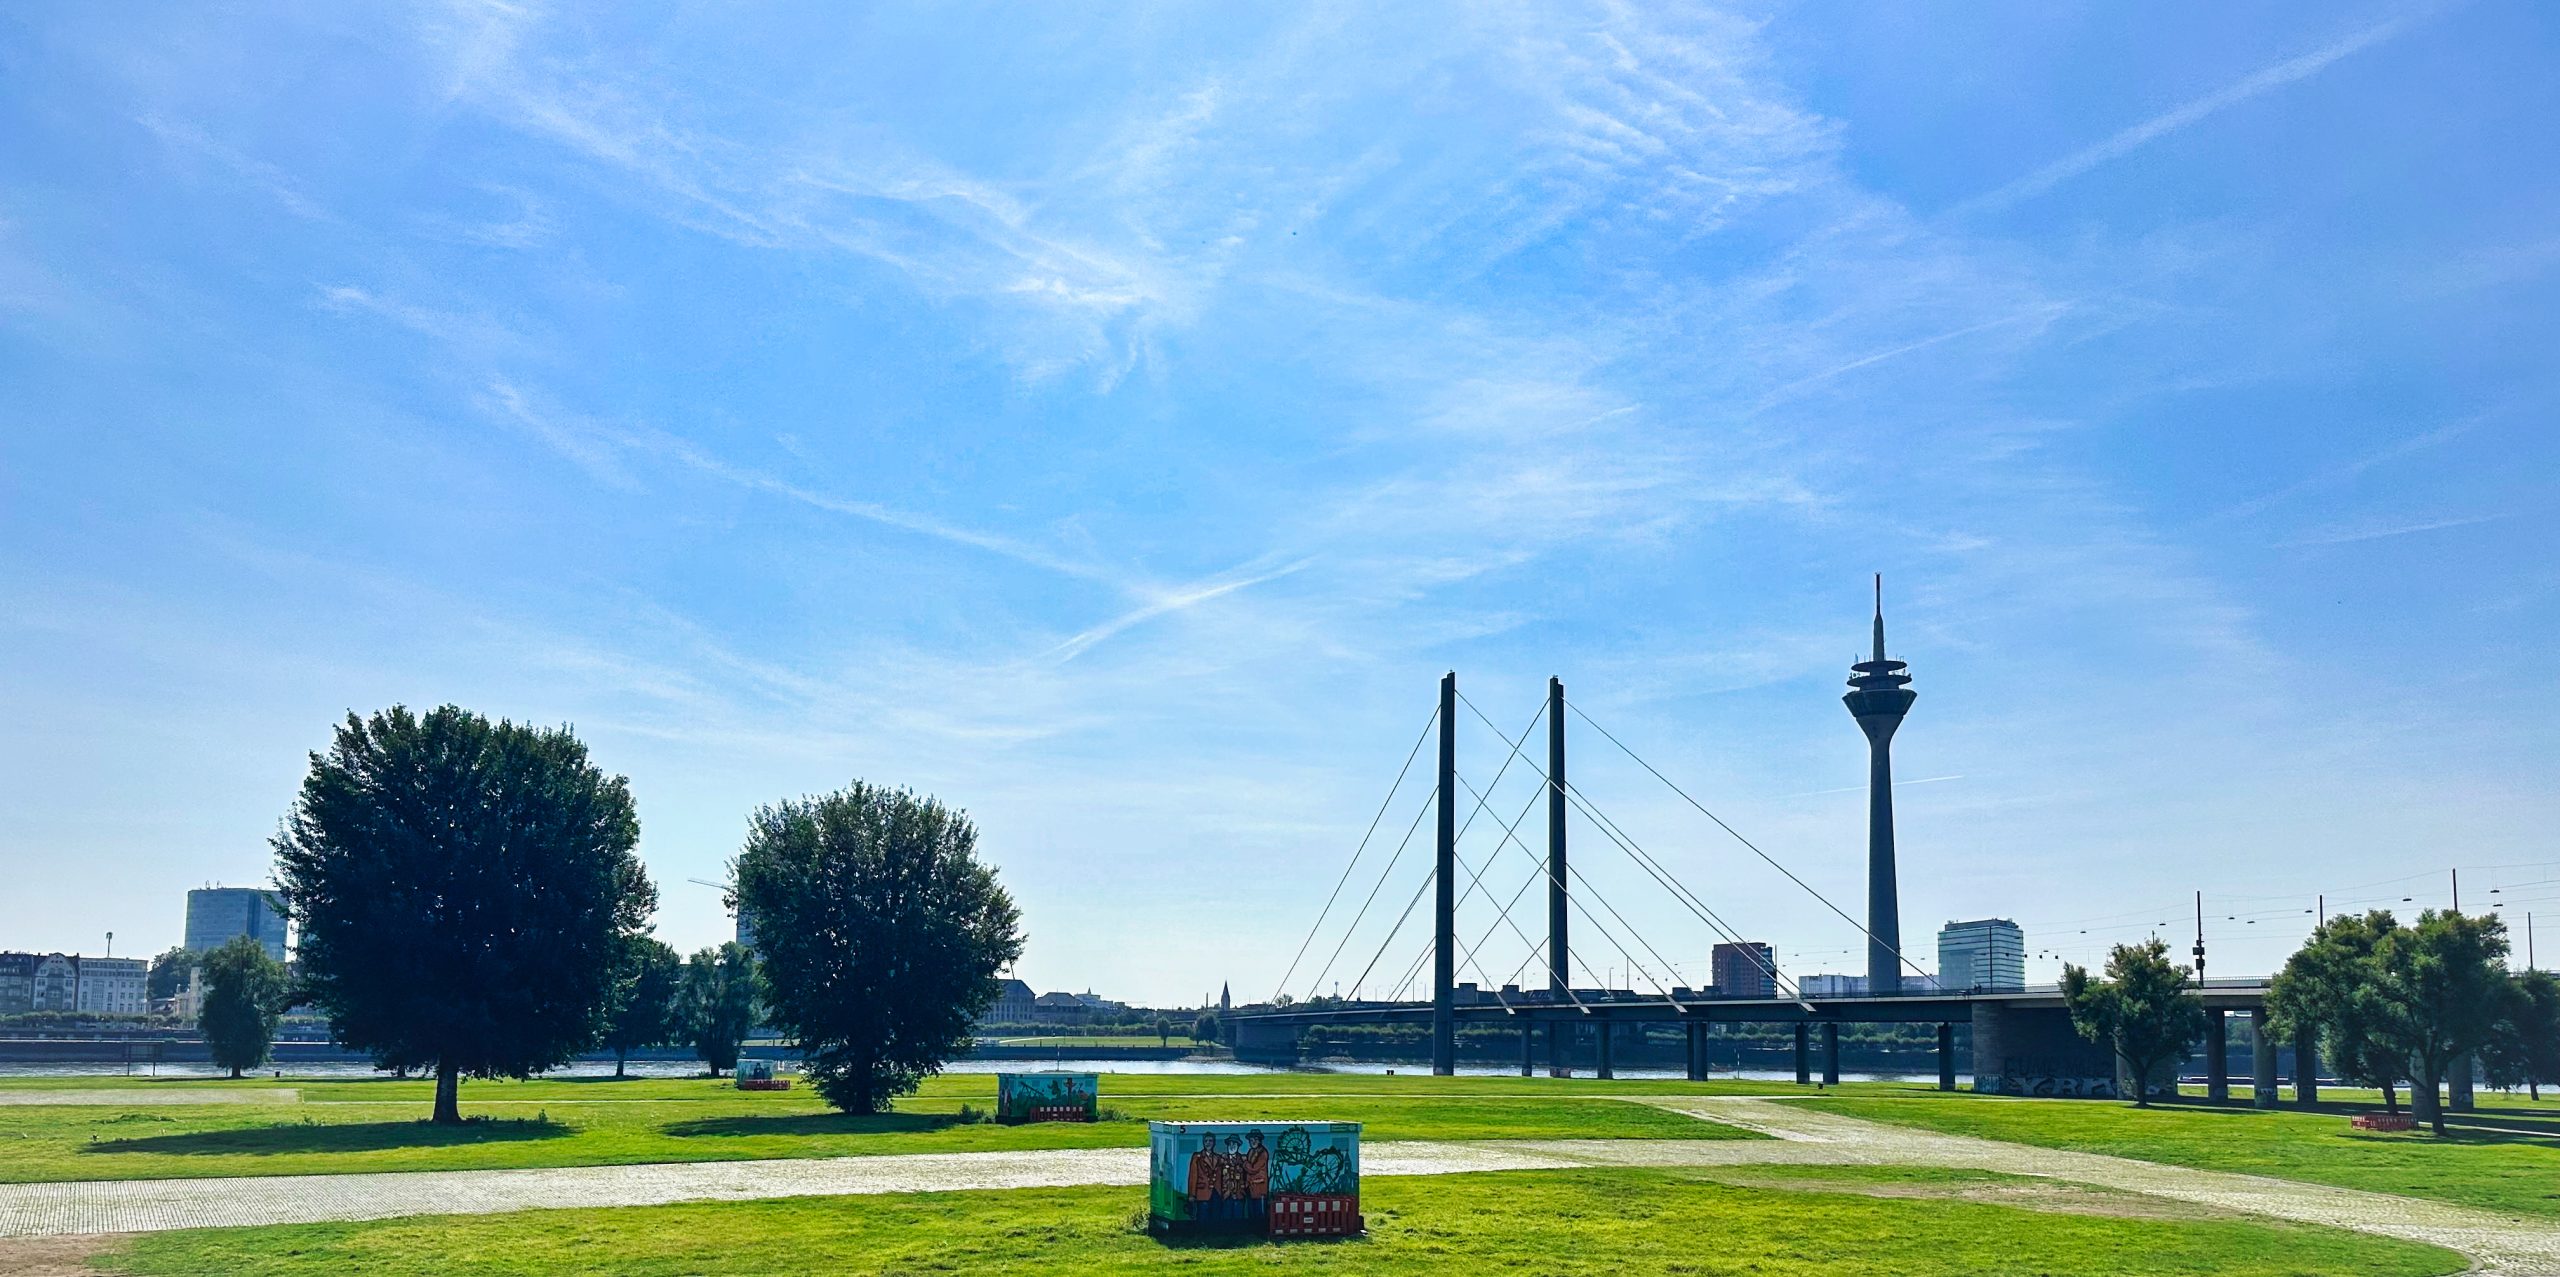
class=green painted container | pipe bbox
[995,1071,1098,1123]
[1148,1120,1362,1237]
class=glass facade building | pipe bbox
[184,887,288,961]
[1935,918,2025,992]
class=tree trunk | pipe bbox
[2532,1082,2541,1101]
[2411,1063,2444,1136]
[2381,1080,2397,1114]
[615,1052,627,1079]
[432,1060,462,1125]
[229,1065,243,1079]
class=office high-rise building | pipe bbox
[1711,941,1778,998]
[185,887,287,962]
[1936,918,2025,992]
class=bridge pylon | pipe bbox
[1432,671,1456,1075]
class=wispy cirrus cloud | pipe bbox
[2283,511,2512,547]
[1950,10,2435,217]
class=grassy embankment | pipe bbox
[93,1166,2465,1277]
[1805,1091,2560,1219]
[0,1072,1809,1183]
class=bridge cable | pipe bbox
[1566,700,1930,983]
[1371,701,1561,1008]
[1272,702,1443,1002]
[1456,690,1799,1000]
[1304,783,1439,1003]
[1451,767,1693,1009]
[1440,780,1586,1015]
[1348,868,1438,1001]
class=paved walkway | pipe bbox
[5,1101,2558,1274]
[1630,1098,2560,1276]
[0,1141,1577,1238]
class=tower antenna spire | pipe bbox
[1872,574,1886,662]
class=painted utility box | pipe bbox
[1148,1121,1362,1238]
[735,1058,791,1091]
[996,1071,1098,1123]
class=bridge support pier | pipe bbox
[2450,1053,2476,1111]
[1822,1022,1841,1086]
[2205,1009,2229,1102]
[1793,1024,1810,1085]
[1519,1024,1535,1078]
[2251,1011,2278,1110]
[1937,1022,1955,1091]
[2294,1025,2319,1107]
[1684,1022,1707,1081]
[1595,1023,1613,1079]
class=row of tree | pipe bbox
[2059,911,2560,1133]
[191,705,1022,1122]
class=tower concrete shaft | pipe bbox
[1843,577,1914,995]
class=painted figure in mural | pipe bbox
[1243,1130,1270,1209]
[1187,1132,1221,1216]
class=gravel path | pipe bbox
[0,1090,297,1107]
[1638,1098,2560,1276]
[0,1141,1577,1238]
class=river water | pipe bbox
[0,1057,1951,1084]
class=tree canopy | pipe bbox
[272,705,654,1123]
[603,935,684,1078]
[198,935,288,1078]
[2269,911,2409,1112]
[678,942,759,1077]
[2370,909,2511,1133]
[735,782,1023,1113]
[2482,969,2560,1100]
[2060,937,2204,1107]
[146,946,195,1002]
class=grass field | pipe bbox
[0,1072,1785,1183]
[1805,1093,2560,1219]
[91,1166,2465,1276]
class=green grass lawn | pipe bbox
[95,1167,2464,1276]
[1805,1092,2560,1219]
[0,1073,1782,1183]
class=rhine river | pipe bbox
[0,1057,1949,1083]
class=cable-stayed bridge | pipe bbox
[1234,592,2304,1104]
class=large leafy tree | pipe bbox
[679,942,759,1077]
[2060,938,2205,1107]
[146,946,196,1002]
[2370,910,2511,1133]
[2482,970,2560,1101]
[2269,911,2409,1112]
[273,705,654,1124]
[603,936,684,1078]
[735,782,1023,1113]
[198,935,289,1078]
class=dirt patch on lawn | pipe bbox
[0,1232,128,1275]
[1684,1168,2239,1223]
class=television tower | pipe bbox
[1844,576,1915,994]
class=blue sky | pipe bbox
[3,2,2554,1005]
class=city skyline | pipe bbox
[4,4,2557,1004]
